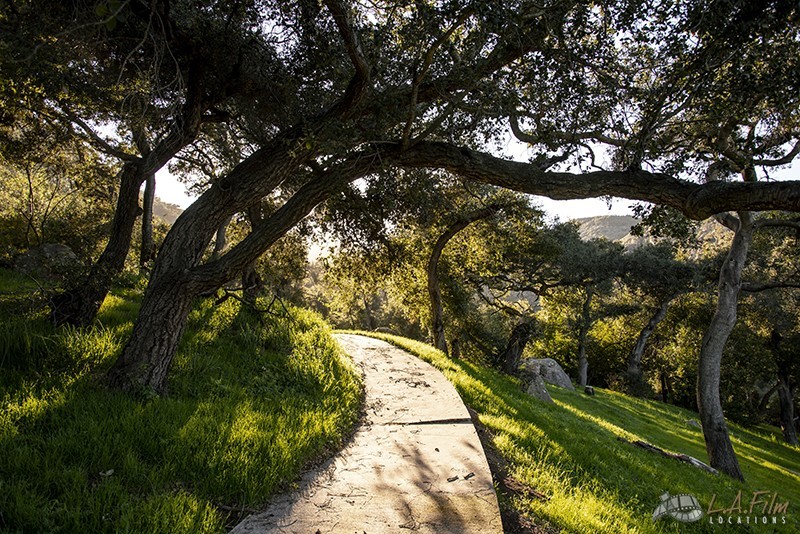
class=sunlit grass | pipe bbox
[1,276,362,533]
[355,331,800,533]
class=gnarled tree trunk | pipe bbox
[501,320,535,375]
[697,211,752,481]
[577,286,593,387]
[106,274,194,393]
[107,143,379,393]
[626,294,675,395]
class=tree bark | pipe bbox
[626,295,675,395]
[427,205,501,354]
[501,320,535,375]
[697,211,753,481]
[139,172,156,271]
[395,142,800,220]
[106,274,194,394]
[577,287,594,387]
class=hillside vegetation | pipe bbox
[0,270,362,533]
[358,332,800,533]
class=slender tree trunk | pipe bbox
[501,320,535,375]
[51,163,144,326]
[427,205,501,354]
[139,172,156,271]
[50,91,206,326]
[777,376,798,446]
[757,382,779,414]
[626,295,675,395]
[660,371,669,403]
[577,287,593,387]
[697,211,753,481]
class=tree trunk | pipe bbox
[50,92,206,326]
[139,172,156,271]
[427,205,501,355]
[501,320,535,375]
[51,163,144,326]
[626,295,675,395]
[106,275,194,394]
[777,376,798,446]
[577,287,594,387]
[697,211,753,481]
[107,142,378,393]
[450,337,461,360]
[660,371,670,403]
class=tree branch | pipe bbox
[57,108,137,162]
[741,280,800,292]
[323,0,371,114]
[391,141,800,220]
[755,138,800,166]
[509,115,628,149]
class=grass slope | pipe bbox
[356,331,800,533]
[0,270,362,533]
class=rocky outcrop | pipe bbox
[14,244,83,282]
[519,357,575,390]
[524,373,553,403]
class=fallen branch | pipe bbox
[618,437,719,475]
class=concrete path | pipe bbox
[232,334,502,533]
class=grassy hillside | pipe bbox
[358,332,799,533]
[0,270,362,533]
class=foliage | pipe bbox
[360,332,800,534]
[0,109,117,262]
[0,272,362,532]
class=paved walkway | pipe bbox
[232,334,502,533]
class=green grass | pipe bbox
[354,332,800,533]
[0,278,362,533]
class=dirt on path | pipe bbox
[231,333,502,533]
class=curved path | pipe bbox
[232,333,502,533]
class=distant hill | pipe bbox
[152,197,183,225]
[574,215,639,242]
[574,214,731,252]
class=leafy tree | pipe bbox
[620,243,700,394]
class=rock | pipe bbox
[519,357,575,390]
[13,243,83,282]
[584,386,595,396]
[686,419,701,429]
[525,374,553,403]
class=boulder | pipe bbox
[14,243,83,281]
[519,357,575,390]
[525,373,553,403]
